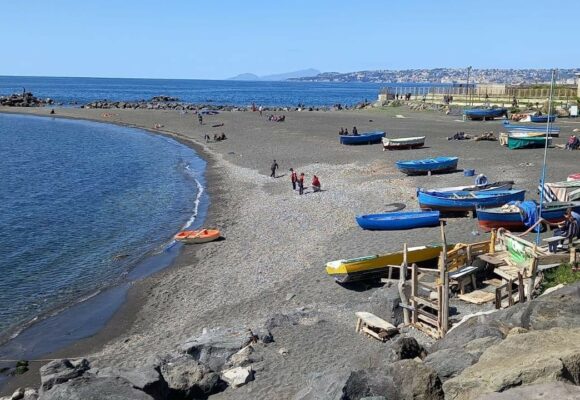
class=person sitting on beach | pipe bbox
[565,135,579,150]
[544,209,578,252]
[217,132,227,141]
[339,127,345,135]
[344,128,349,135]
[311,175,321,192]
[213,133,219,142]
[352,126,359,136]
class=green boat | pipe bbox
[507,136,551,150]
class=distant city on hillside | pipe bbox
[290,68,580,85]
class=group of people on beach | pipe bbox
[338,126,358,136]
[204,132,227,142]
[267,114,285,122]
[270,161,321,195]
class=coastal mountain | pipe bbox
[228,68,320,81]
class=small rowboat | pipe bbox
[432,180,514,193]
[175,229,220,244]
[325,244,444,283]
[464,107,507,120]
[356,211,440,231]
[382,136,425,150]
[477,201,580,232]
[339,131,385,145]
[507,135,551,150]
[530,114,556,123]
[417,189,526,212]
[396,156,458,175]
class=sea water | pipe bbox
[0,113,207,339]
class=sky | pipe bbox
[1,0,578,80]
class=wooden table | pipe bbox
[355,312,398,342]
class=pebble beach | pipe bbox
[1,105,579,398]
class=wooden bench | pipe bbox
[355,312,398,342]
[449,265,478,295]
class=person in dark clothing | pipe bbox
[270,160,278,178]
[352,126,359,136]
[290,168,297,190]
[298,173,305,195]
[339,127,345,135]
[198,113,203,125]
[545,209,579,252]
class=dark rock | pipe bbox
[92,364,168,400]
[250,327,274,344]
[424,348,477,381]
[160,356,225,399]
[341,369,392,400]
[40,375,154,400]
[389,336,426,361]
[39,358,90,392]
[180,328,254,371]
[293,370,351,400]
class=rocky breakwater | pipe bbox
[1,323,274,400]
[294,282,580,400]
[0,92,53,107]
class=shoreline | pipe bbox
[0,110,220,394]
[1,106,579,398]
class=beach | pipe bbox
[1,105,579,398]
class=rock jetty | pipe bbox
[0,92,53,107]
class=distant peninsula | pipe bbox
[289,68,580,85]
[228,68,321,81]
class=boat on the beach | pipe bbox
[396,156,458,175]
[356,211,440,231]
[432,180,515,193]
[539,180,580,202]
[530,114,556,123]
[175,229,220,244]
[417,189,526,212]
[339,131,385,145]
[325,245,444,283]
[382,136,425,150]
[507,135,551,150]
[464,107,507,120]
[569,173,580,182]
[477,201,580,232]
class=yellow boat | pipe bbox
[325,245,444,283]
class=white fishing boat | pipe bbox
[382,136,425,150]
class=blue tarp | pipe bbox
[517,201,538,228]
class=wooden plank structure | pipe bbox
[355,311,398,342]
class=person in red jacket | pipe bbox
[289,168,297,190]
[312,175,321,192]
[298,173,305,195]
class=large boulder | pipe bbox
[424,348,477,381]
[40,376,154,400]
[388,336,426,361]
[92,364,168,400]
[341,360,444,400]
[39,359,90,392]
[368,285,404,327]
[293,370,352,400]
[159,356,224,399]
[443,327,580,400]
[476,382,580,399]
[180,327,254,371]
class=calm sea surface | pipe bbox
[0,113,206,336]
[0,76,449,107]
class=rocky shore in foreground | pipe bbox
[4,284,580,400]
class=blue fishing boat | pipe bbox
[417,189,526,212]
[356,211,440,231]
[503,121,560,137]
[464,107,507,120]
[477,201,580,232]
[530,115,556,123]
[339,131,385,145]
[396,156,458,175]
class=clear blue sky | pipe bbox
[1,0,578,79]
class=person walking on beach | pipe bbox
[312,175,321,192]
[259,105,263,117]
[270,160,279,178]
[290,168,297,190]
[298,173,305,195]
[198,113,203,125]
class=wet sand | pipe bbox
[1,105,579,398]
